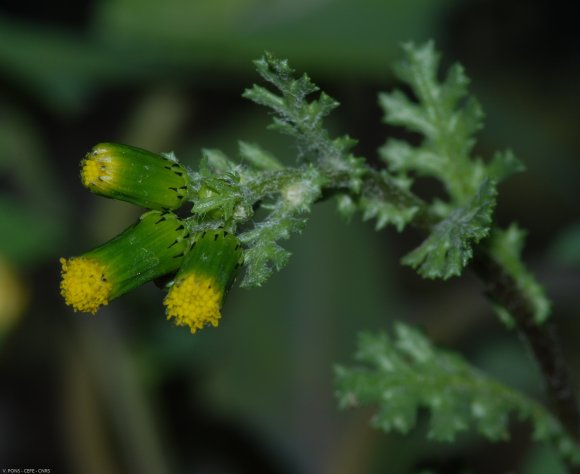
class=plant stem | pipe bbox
[471,249,580,441]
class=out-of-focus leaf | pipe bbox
[486,149,526,183]
[95,0,456,77]
[335,323,580,464]
[548,222,580,267]
[0,18,147,112]
[0,198,62,263]
[379,41,486,205]
[488,224,551,324]
[238,141,283,171]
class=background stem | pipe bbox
[471,250,580,440]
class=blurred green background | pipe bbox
[1,0,580,473]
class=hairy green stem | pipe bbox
[363,169,437,230]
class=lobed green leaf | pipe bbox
[487,224,551,324]
[335,324,580,463]
[402,179,497,279]
[379,42,486,204]
[486,149,526,183]
[243,52,363,178]
[361,196,418,232]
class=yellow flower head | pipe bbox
[80,143,189,210]
[60,211,189,314]
[164,230,243,334]
[60,257,112,314]
[164,273,222,333]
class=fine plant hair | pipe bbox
[68,42,580,470]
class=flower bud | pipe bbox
[164,230,243,333]
[60,210,189,314]
[81,143,189,210]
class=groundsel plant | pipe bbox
[60,42,580,469]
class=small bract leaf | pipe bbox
[238,141,283,171]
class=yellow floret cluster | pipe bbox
[81,154,121,189]
[60,257,112,314]
[164,273,222,333]
[81,155,105,187]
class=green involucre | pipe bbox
[84,210,190,298]
[81,142,190,210]
[177,230,243,294]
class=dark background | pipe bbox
[1,0,580,473]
